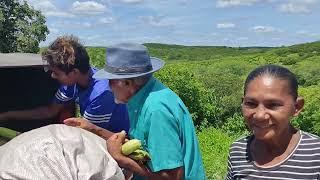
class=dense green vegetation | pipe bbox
[0,0,48,53]
[2,41,319,178]
[197,127,236,180]
[1,0,318,177]
[87,41,320,178]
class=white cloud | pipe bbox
[45,11,74,18]
[310,33,320,37]
[26,0,74,17]
[118,0,144,4]
[296,30,320,37]
[139,16,173,27]
[107,0,144,5]
[53,21,93,28]
[32,1,56,11]
[296,30,308,34]
[49,27,59,34]
[71,1,107,15]
[279,3,310,13]
[279,0,319,14]
[251,26,276,33]
[179,0,188,6]
[217,23,235,29]
[291,0,318,4]
[98,17,114,24]
[223,37,231,42]
[237,37,248,40]
[52,17,114,29]
[216,0,259,8]
[84,35,103,41]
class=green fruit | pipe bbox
[128,149,151,162]
[121,139,142,155]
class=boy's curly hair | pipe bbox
[42,35,90,74]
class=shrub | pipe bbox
[292,86,320,136]
[155,64,222,127]
[87,47,106,68]
[291,57,320,86]
[197,127,237,180]
[221,113,250,137]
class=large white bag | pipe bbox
[0,124,124,180]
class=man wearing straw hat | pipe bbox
[94,43,206,179]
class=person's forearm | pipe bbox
[117,156,151,177]
[91,125,114,140]
[148,170,183,180]
[148,167,183,180]
[1,106,58,121]
[116,156,183,180]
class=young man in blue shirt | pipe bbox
[0,36,129,133]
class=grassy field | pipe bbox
[0,139,7,146]
[0,127,17,145]
[197,127,238,179]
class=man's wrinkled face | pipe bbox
[109,79,132,104]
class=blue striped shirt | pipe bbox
[53,67,129,133]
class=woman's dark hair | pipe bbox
[42,35,90,74]
[244,64,298,100]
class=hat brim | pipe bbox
[93,57,165,80]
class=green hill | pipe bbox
[144,43,273,61]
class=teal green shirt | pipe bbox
[128,77,206,180]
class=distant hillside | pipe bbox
[43,40,320,64]
[144,43,273,61]
[272,41,320,58]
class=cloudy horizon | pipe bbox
[25,0,320,47]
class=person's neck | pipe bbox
[251,126,300,167]
[128,84,143,100]
[77,71,91,88]
[126,82,147,104]
[256,126,297,155]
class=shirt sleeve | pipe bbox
[53,85,76,104]
[83,91,114,124]
[146,109,184,172]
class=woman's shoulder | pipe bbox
[301,131,320,141]
[228,136,252,164]
[299,131,320,146]
[295,131,320,156]
[229,135,252,151]
[290,131,320,165]
[232,135,252,144]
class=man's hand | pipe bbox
[64,117,114,140]
[106,131,126,161]
[64,117,96,132]
[106,132,135,179]
[107,131,152,177]
[0,104,63,122]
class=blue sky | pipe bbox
[26,0,320,47]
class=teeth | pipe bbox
[255,125,270,128]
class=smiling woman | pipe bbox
[225,64,320,180]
